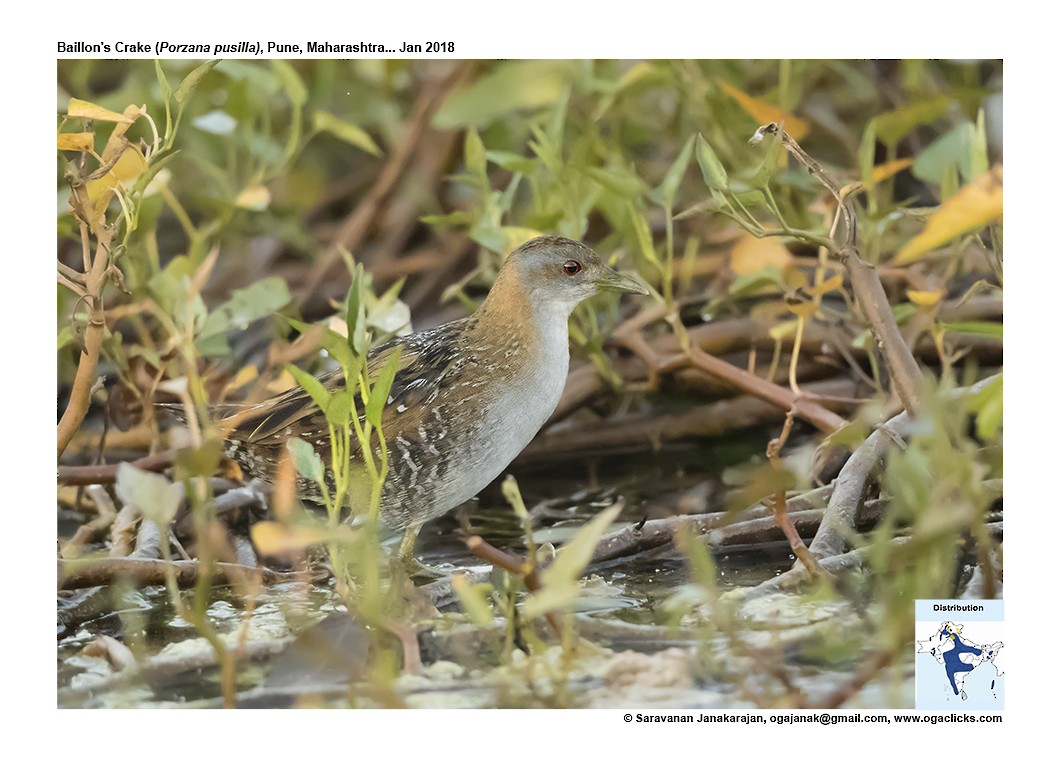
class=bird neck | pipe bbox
[475,264,572,363]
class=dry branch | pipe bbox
[58,450,176,486]
[58,557,299,590]
[588,485,835,565]
[752,122,924,416]
[810,374,1001,559]
[810,411,911,559]
[60,485,118,559]
[524,378,858,463]
[297,63,472,314]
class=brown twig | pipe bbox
[766,410,826,576]
[60,485,118,559]
[524,377,858,464]
[297,63,472,314]
[673,312,846,433]
[57,557,300,590]
[752,122,923,416]
[810,374,1001,560]
[589,485,836,565]
[465,535,562,637]
[546,297,999,427]
[109,505,139,557]
[57,449,177,486]
[810,412,911,559]
[705,499,889,549]
[57,221,114,459]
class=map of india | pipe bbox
[916,622,1004,701]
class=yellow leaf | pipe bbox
[222,365,260,398]
[787,301,816,320]
[67,97,136,123]
[100,105,146,163]
[731,234,791,276]
[869,158,914,185]
[769,319,799,341]
[86,146,147,205]
[895,166,1003,264]
[717,80,809,141]
[804,274,844,297]
[235,184,271,211]
[907,289,943,308]
[250,521,356,556]
[57,131,94,152]
[781,264,808,290]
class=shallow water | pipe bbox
[58,437,906,708]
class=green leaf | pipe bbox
[116,463,183,526]
[485,150,536,175]
[199,277,291,341]
[365,347,403,428]
[912,122,976,185]
[695,133,729,190]
[174,440,223,481]
[724,463,797,513]
[969,375,1003,441]
[287,437,325,489]
[523,503,622,619]
[434,60,576,129]
[283,316,356,373]
[154,60,172,106]
[464,127,487,179]
[319,327,357,373]
[583,166,644,198]
[154,60,173,138]
[824,418,870,450]
[345,264,368,357]
[728,265,785,298]
[616,61,665,92]
[325,389,353,426]
[451,573,495,626]
[940,321,1003,339]
[628,203,660,270]
[468,221,508,255]
[873,96,951,145]
[651,134,696,209]
[420,211,472,227]
[285,364,332,414]
[749,125,786,190]
[971,109,989,180]
[733,189,767,207]
[858,119,878,187]
[57,326,75,351]
[311,110,381,156]
[271,60,307,107]
[174,60,220,105]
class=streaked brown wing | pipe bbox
[221,318,469,459]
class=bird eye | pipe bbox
[563,260,582,275]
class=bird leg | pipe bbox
[396,523,449,580]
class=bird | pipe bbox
[218,236,647,570]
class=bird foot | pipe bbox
[401,557,452,581]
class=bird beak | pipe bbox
[594,267,649,295]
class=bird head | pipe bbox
[498,236,647,317]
